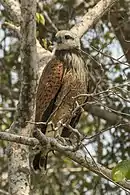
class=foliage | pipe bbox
[36,13,45,26]
[112,160,130,182]
[0,0,130,194]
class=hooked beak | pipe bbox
[56,37,62,44]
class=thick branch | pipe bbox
[85,105,120,122]
[0,130,130,192]
[1,0,117,40]
[0,131,38,146]
[71,0,117,38]
[0,189,9,195]
[0,0,21,25]
[110,4,130,64]
[1,0,117,77]
[85,105,130,132]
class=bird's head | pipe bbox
[55,30,80,50]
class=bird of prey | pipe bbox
[33,30,89,171]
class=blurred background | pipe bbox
[0,0,130,194]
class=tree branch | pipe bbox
[1,0,117,39]
[0,0,21,25]
[0,189,9,195]
[71,0,117,38]
[0,131,38,146]
[0,107,16,111]
[1,103,129,133]
[85,105,130,132]
[1,0,117,78]
[0,130,130,192]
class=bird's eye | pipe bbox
[65,35,74,40]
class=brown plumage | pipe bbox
[35,58,63,129]
[33,30,88,171]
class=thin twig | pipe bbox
[0,189,9,195]
[0,107,16,111]
[91,45,130,67]
[43,11,58,32]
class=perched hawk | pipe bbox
[33,30,88,171]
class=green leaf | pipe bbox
[36,13,45,25]
[112,160,130,182]
[39,14,45,25]
[36,12,40,23]
[42,39,48,49]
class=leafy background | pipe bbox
[0,0,130,194]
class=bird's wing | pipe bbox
[35,58,64,125]
[46,69,88,137]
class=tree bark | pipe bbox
[0,0,119,194]
[8,0,37,194]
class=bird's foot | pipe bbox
[55,134,68,145]
[61,123,81,141]
[32,144,42,155]
[62,123,82,150]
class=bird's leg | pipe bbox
[72,100,85,117]
[67,124,82,142]
[54,121,76,146]
[48,121,55,132]
[46,121,61,135]
[61,123,82,150]
[55,134,68,145]
[53,120,69,145]
[45,121,67,145]
[32,144,42,155]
